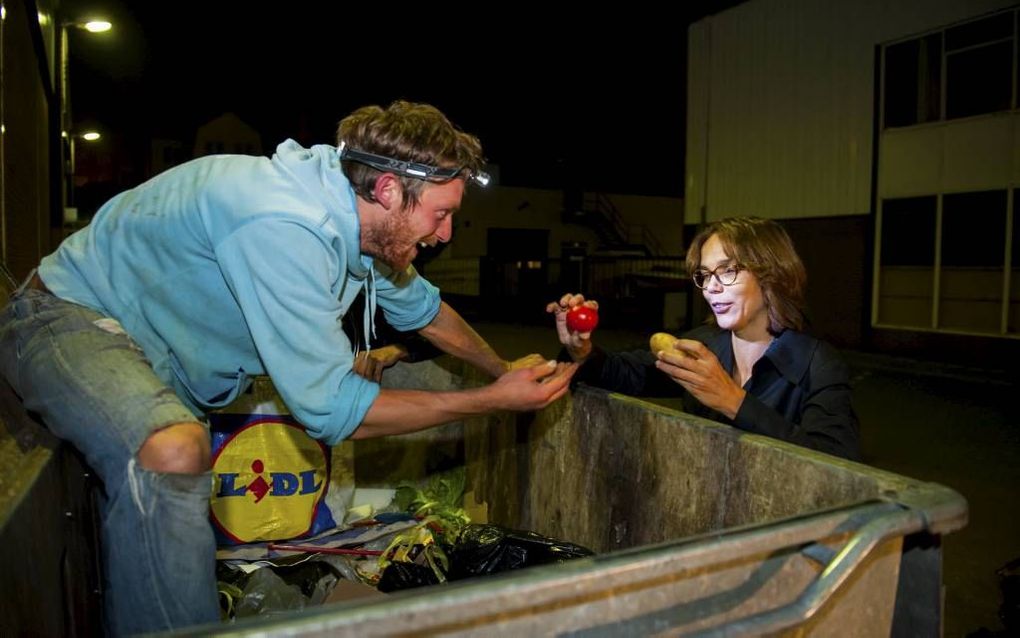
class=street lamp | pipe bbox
[63,130,102,227]
[81,20,111,33]
[57,16,112,213]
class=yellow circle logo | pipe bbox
[210,419,329,543]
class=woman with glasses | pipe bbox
[547,217,859,460]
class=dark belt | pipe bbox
[24,272,52,295]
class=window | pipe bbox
[876,9,1020,338]
[876,191,1018,336]
[946,39,1012,119]
[882,9,1017,128]
[877,197,936,327]
[939,191,1007,332]
[883,34,941,127]
[881,196,937,266]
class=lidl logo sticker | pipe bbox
[210,416,331,544]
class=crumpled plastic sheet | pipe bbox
[217,520,413,619]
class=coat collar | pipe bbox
[699,325,816,384]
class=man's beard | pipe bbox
[364,206,418,271]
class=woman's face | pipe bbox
[698,234,770,338]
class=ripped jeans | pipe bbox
[0,285,218,636]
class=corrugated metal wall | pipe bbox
[686,0,1016,223]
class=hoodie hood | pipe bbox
[272,139,370,279]
[272,139,379,351]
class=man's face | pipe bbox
[373,178,464,271]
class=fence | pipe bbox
[424,255,691,329]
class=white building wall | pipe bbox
[686,0,1017,224]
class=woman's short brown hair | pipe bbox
[685,217,807,333]
[336,101,484,209]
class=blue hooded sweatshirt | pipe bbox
[38,140,441,444]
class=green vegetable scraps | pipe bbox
[378,468,471,582]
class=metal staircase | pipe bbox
[562,190,664,256]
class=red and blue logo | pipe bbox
[209,414,334,545]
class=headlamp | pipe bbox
[338,141,490,187]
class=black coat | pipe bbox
[568,324,861,460]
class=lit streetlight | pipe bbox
[57,16,112,212]
[63,130,102,228]
[82,20,111,33]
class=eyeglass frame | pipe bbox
[692,264,744,289]
[337,141,491,187]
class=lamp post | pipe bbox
[63,130,101,226]
[57,18,112,214]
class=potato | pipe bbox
[649,332,682,356]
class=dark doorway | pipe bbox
[482,228,550,322]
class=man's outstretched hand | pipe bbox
[487,359,578,411]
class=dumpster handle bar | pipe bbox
[686,505,920,637]
[177,500,946,636]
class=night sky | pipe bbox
[62,3,743,197]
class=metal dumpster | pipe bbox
[181,359,967,637]
[0,260,961,635]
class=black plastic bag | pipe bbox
[446,523,593,581]
[377,560,441,593]
[217,557,338,619]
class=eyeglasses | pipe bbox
[337,142,491,187]
[692,264,743,289]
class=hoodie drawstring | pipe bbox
[363,269,377,354]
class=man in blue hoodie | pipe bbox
[0,101,576,634]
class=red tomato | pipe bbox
[566,305,599,332]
